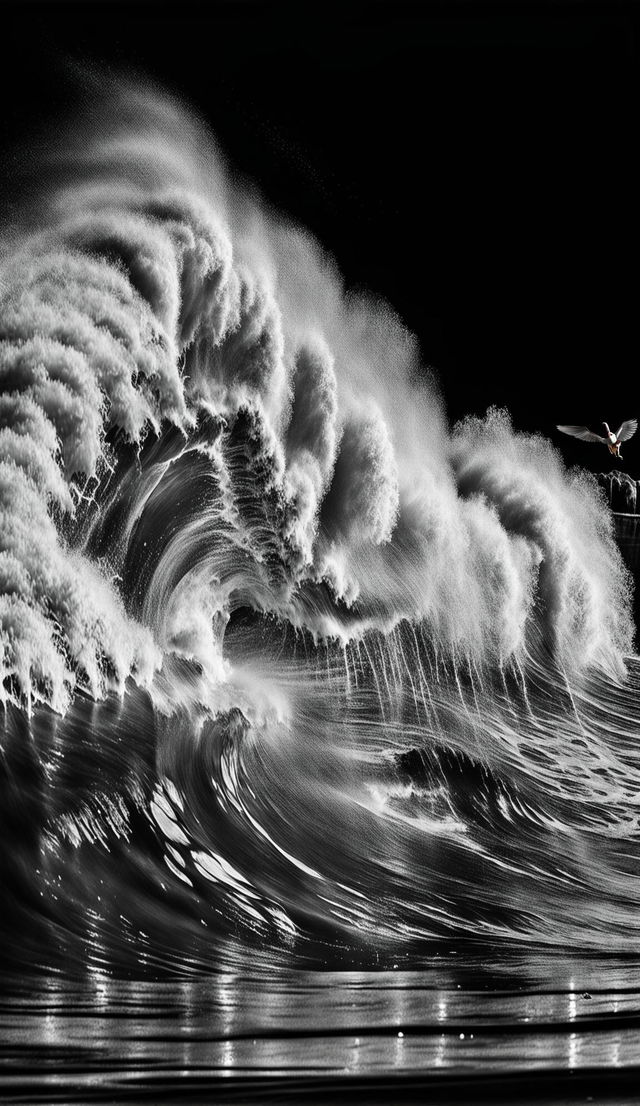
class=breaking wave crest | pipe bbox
[1,76,639,970]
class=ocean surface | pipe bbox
[1,79,639,1102]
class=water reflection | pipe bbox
[1,956,639,1098]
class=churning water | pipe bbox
[1,77,639,1102]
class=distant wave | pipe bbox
[1,75,639,971]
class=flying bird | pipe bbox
[556,420,638,460]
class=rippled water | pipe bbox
[2,958,640,1103]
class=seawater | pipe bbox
[1,76,639,1102]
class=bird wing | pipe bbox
[615,419,638,442]
[556,424,607,443]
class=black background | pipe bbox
[1,1,638,474]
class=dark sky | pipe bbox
[2,1,638,473]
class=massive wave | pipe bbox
[1,76,639,973]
